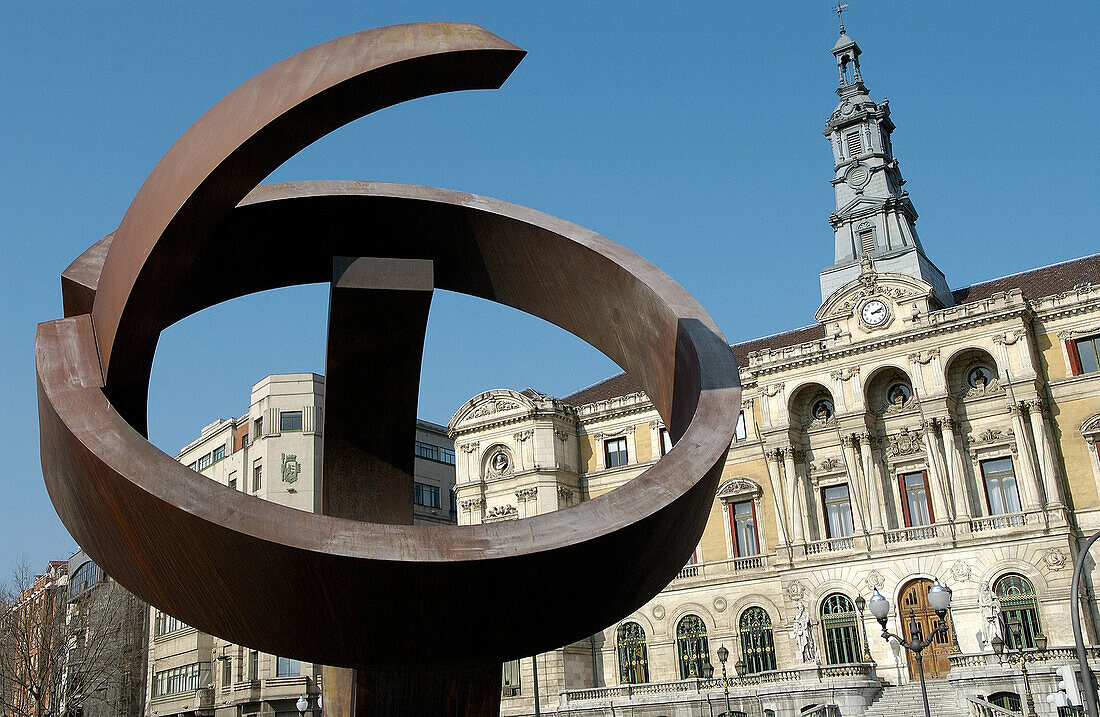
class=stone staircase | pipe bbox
[862,679,962,717]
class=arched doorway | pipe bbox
[900,578,955,679]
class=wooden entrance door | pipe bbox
[900,578,954,679]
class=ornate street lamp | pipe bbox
[993,616,1048,717]
[716,645,734,717]
[296,695,309,716]
[855,594,873,662]
[868,579,953,717]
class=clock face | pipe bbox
[861,299,889,326]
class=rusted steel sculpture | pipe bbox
[36,23,741,715]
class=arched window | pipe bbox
[676,615,709,679]
[995,574,1042,649]
[69,561,102,598]
[987,692,1022,712]
[820,594,861,665]
[617,622,649,684]
[739,607,776,674]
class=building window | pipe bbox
[616,622,649,684]
[729,500,759,557]
[822,485,854,538]
[502,659,520,696]
[981,457,1021,515]
[735,411,747,441]
[845,131,863,157]
[248,651,258,681]
[858,228,875,255]
[899,470,933,526]
[69,562,102,597]
[280,410,303,432]
[253,417,263,439]
[252,464,262,492]
[154,611,186,636]
[152,663,204,697]
[739,607,777,674]
[440,447,456,464]
[676,615,709,679]
[222,658,232,687]
[228,472,237,491]
[994,574,1042,650]
[987,693,1022,712]
[1070,335,1100,375]
[197,452,213,470]
[659,427,673,456]
[820,594,861,665]
[415,441,439,461]
[276,657,300,677]
[604,437,628,468]
[449,491,457,514]
[413,482,441,509]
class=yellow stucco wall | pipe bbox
[581,435,596,473]
[696,458,773,561]
[1052,396,1100,509]
[1037,332,1066,381]
[635,422,652,463]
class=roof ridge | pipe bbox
[962,251,1100,289]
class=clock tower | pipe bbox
[818,23,954,308]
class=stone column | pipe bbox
[1026,399,1065,508]
[921,419,952,524]
[855,433,884,532]
[766,449,790,548]
[940,417,972,524]
[782,447,806,544]
[1008,404,1043,511]
[840,434,868,535]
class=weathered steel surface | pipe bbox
[36,23,741,715]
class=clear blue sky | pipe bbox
[2,2,1097,578]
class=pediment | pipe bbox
[815,268,934,323]
[448,389,536,432]
[716,477,763,501]
[833,195,888,219]
[1082,413,1100,437]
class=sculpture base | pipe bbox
[324,662,502,716]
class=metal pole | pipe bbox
[721,662,732,716]
[915,641,932,717]
[1072,529,1100,717]
[1021,655,1037,717]
[532,654,541,717]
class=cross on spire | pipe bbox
[835,1,850,34]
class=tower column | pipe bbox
[920,419,952,525]
[855,432,884,532]
[1026,399,1065,508]
[782,447,807,544]
[940,417,972,526]
[840,434,868,535]
[765,448,791,549]
[1008,404,1042,512]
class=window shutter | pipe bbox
[859,229,875,254]
[846,132,863,156]
[1067,339,1083,376]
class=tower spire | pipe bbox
[818,16,954,308]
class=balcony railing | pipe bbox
[560,663,876,705]
[672,554,769,582]
[805,536,855,555]
[969,511,1027,532]
[884,525,938,544]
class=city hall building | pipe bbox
[447,25,1100,717]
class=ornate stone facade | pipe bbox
[447,23,1100,717]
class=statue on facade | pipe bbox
[978,580,1003,650]
[793,601,818,662]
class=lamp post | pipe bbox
[717,645,733,717]
[855,594,873,662]
[868,579,953,717]
[992,617,1047,717]
[296,695,309,717]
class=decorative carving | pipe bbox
[992,330,1024,346]
[786,581,807,602]
[485,448,513,479]
[880,394,917,416]
[885,427,923,458]
[515,488,538,501]
[792,602,818,663]
[471,399,520,418]
[908,349,940,365]
[949,561,971,583]
[716,478,763,501]
[280,453,301,484]
[459,498,484,511]
[830,366,860,382]
[763,383,784,398]
[1045,548,1068,571]
[713,596,727,613]
[460,441,480,453]
[967,427,1015,458]
[513,429,533,442]
[484,504,518,520]
[557,486,575,504]
[865,569,886,592]
[811,457,841,473]
[554,429,570,442]
[652,605,666,621]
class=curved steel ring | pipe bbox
[35,23,740,671]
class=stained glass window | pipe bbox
[676,615,709,679]
[739,607,776,674]
[616,622,649,684]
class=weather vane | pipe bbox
[835,0,849,34]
